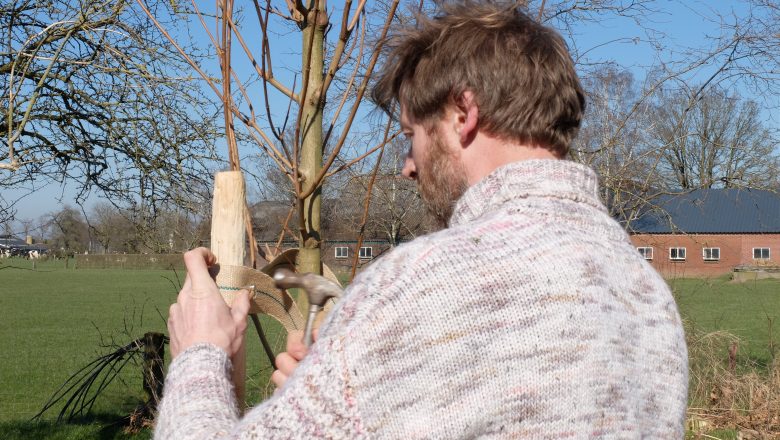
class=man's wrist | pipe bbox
[171,343,232,374]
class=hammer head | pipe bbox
[273,269,343,307]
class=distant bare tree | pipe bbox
[138,207,204,253]
[48,206,89,254]
[561,0,780,226]
[570,65,780,232]
[651,87,779,191]
[570,66,658,219]
[88,202,135,253]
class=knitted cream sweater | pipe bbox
[154,159,688,439]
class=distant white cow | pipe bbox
[29,250,40,259]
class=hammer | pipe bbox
[273,269,343,347]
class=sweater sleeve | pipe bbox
[154,344,239,439]
[154,334,364,440]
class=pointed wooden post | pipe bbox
[210,171,247,411]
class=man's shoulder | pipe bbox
[367,224,488,267]
[357,229,455,277]
[353,217,526,288]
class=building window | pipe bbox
[669,247,686,261]
[335,246,348,259]
[702,247,720,261]
[637,247,653,260]
[753,247,770,260]
[359,246,373,259]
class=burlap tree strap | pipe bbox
[215,248,342,333]
[216,264,304,332]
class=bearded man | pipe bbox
[155,2,688,439]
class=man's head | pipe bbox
[400,108,469,227]
[373,1,586,157]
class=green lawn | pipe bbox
[0,258,285,439]
[670,276,780,368]
[2,258,777,438]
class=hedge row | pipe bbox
[75,254,185,270]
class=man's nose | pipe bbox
[401,156,417,180]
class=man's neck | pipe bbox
[460,132,560,186]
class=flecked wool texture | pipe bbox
[154,159,689,439]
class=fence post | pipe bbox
[143,332,165,411]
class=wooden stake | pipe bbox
[210,171,247,411]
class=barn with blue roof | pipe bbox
[627,188,780,277]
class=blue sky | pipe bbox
[5,0,776,235]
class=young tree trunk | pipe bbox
[296,7,328,317]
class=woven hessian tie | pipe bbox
[213,249,341,333]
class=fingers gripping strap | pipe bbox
[216,264,304,332]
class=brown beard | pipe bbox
[416,126,469,228]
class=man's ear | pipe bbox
[455,90,478,145]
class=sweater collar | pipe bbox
[450,159,604,226]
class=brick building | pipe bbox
[627,189,780,278]
[257,239,397,275]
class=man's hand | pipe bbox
[271,330,314,389]
[167,248,251,358]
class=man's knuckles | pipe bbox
[270,369,287,388]
[274,352,299,375]
[187,287,215,299]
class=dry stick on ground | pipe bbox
[685,325,780,436]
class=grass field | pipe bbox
[1,258,778,438]
[670,276,780,369]
[0,258,286,439]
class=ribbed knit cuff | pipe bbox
[155,344,239,439]
[170,343,231,371]
[165,343,235,403]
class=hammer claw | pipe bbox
[273,269,343,347]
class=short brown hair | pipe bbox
[372,1,586,156]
